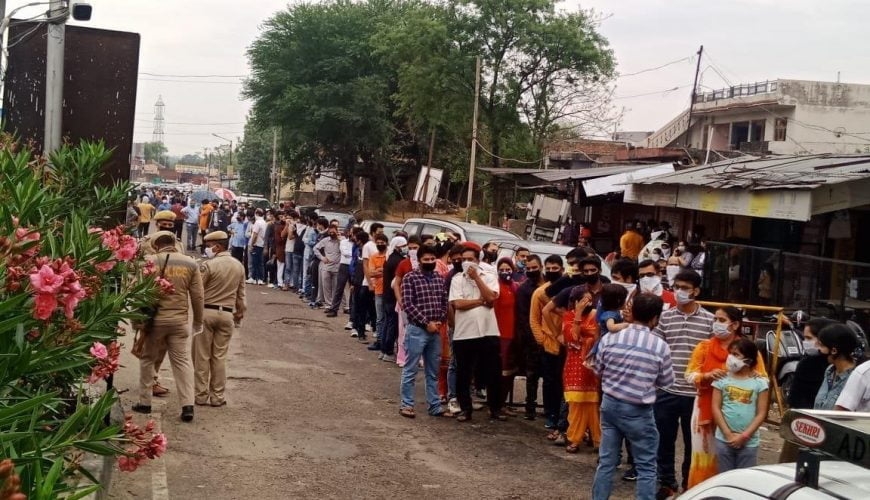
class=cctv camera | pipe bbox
[72,3,92,21]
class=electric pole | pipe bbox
[682,45,704,148]
[271,128,278,202]
[420,128,436,211]
[44,0,68,156]
[465,56,481,217]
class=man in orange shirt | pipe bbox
[198,200,215,256]
[619,222,645,260]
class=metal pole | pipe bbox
[44,0,67,156]
[465,56,481,216]
[420,128,435,210]
[271,128,278,203]
[681,45,703,148]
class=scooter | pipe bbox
[755,311,806,402]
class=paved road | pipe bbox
[109,281,784,499]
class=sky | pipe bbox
[7,0,870,154]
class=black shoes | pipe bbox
[181,405,194,422]
[131,403,151,414]
[325,310,338,317]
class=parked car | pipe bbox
[401,217,520,245]
[360,220,403,239]
[237,194,270,210]
[316,210,356,230]
[490,239,611,278]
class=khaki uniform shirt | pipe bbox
[199,251,247,317]
[148,249,204,325]
[140,234,185,256]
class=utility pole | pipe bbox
[465,56,481,217]
[419,128,436,212]
[681,45,703,148]
[271,128,278,202]
[44,0,67,156]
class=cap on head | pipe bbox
[152,231,177,250]
[154,210,176,222]
[204,231,229,242]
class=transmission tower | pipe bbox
[152,95,165,145]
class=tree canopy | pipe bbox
[243,0,615,208]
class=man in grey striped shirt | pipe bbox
[652,270,714,498]
[593,293,673,500]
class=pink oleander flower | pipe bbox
[142,260,156,276]
[114,235,137,261]
[29,265,64,294]
[156,277,175,295]
[117,455,140,472]
[90,341,108,360]
[61,281,88,318]
[33,293,57,320]
[95,260,116,272]
[118,415,167,472]
[88,341,120,383]
[147,433,167,458]
[88,227,103,234]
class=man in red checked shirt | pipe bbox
[398,245,454,419]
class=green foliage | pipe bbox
[142,142,167,164]
[0,135,159,497]
[236,122,273,196]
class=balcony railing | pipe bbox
[695,80,778,103]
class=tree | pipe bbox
[236,122,273,196]
[143,141,168,164]
[177,153,205,166]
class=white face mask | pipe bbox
[726,354,746,373]
[462,261,478,274]
[666,265,681,283]
[617,282,636,295]
[675,289,694,305]
[712,321,731,339]
[802,339,820,356]
[204,247,216,258]
[639,276,663,296]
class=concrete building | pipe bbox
[646,79,870,155]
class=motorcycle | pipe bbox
[753,311,806,402]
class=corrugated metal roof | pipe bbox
[478,168,546,176]
[532,164,649,182]
[635,154,870,190]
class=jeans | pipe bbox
[399,324,443,415]
[381,296,398,355]
[654,390,695,490]
[374,294,384,339]
[289,254,303,289]
[453,336,502,417]
[593,394,659,500]
[716,440,758,473]
[353,286,374,338]
[283,251,294,286]
[138,222,150,238]
[541,350,567,427]
[302,246,313,294]
[447,328,457,399]
[249,246,264,282]
[185,222,198,249]
[329,263,351,312]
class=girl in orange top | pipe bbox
[684,306,767,487]
[562,288,601,453]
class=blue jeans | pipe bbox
[399,324,442,415]
[447,327,456,399]
[716,440,758,473]
[289,254,303,289]
[185,222,198,249]
[250,246,264,281]
[302,246,313,293]
[374,295,384,339]
[283,251,294,286]
[380,297,398,356]
[593,394,659,500]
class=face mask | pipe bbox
[399,247,409,257]
[545,271,562,283]
[525,270,541,282]
[329,233,338,239]
[675,289,694,306]
[661,248,672,259]
[204,247,216,258]
[639,276,663,295]
[617,282,636,295]
[409,249,418,261]
[584,274,600,285]
[712,321,731,339]
[452,262,463,273]
[376,244,387,252]
[516,260,526,270]
[802,339,820,356]
[678,246,686,252]
[666,265,681,283]
[462,261,477,274]
[484,250,498,262]
[499,272,512,282]
[726,354,746,373]
[420,262,436,273]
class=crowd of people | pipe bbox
[129,188,870,500]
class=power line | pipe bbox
[474,139,543,165]
[618,55,694,78]
[134,131,243,136]
[139,72,246,78]
[139,78,244,85]
[135,119,245,126]
[613,85,691,100]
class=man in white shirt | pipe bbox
[359,223,384,336]
[325,228,354,317]
[836,360,870,411]
[247,209,268,285]
[449,244,504,422]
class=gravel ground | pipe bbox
[107,284,784,499]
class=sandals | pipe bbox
[490,414,508,421]
[456,412,472,422]
[432,411,456,418]
[399,407,416,419]
[566,443,581,454]
[546,430,561,441]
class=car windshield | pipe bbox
[318,212,354,228]
[465,230,518,245]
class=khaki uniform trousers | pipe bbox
[192,309,235,405]
[139,320,194,407]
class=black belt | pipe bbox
[205,304,234,313]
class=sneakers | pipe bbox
[267,283,275,289]
[366,342,381,351]
[256,280,264,286]
[365,324,373,333]
[344,321,354,330]
[377,353,385,360]
[622,467,638,482]
[350,331,359,338]
[447,398,461,414]
[382,354,396,363]
[325,310,337,317]
[245,278,255,284]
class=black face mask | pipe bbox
[545,271,562,283]
[525,270,541,282]
[420,262,436,273]
[452,262,463,273]
[499,272,512,282]
[584,274,600,285]
[376,245,387,251]
[483,250,498,262]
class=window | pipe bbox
[421,224,446,237]
[774,118,788,141]
[750,120,765,142]
[730,122,750,149]
[404,223,421,237]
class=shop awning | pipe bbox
[582,163,675,197]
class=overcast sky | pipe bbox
[9,0,870,153]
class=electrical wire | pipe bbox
[139,72,247,78]
[138,78,244,85]
[473,139,544,165]
[618,55,694,78]
[613,85,691,100]
[135,120,245,126]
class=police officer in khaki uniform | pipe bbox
[133,231,205,422]
[193,231,247,406]
[139,210,185,398]
[140,210,185,256]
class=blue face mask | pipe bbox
[517,260,526,270]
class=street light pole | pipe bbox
[465,56,481,218]
[212,133,233,188]
[43,0,68,156]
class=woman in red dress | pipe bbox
[495,258,519,412]
[562,288,601,453]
